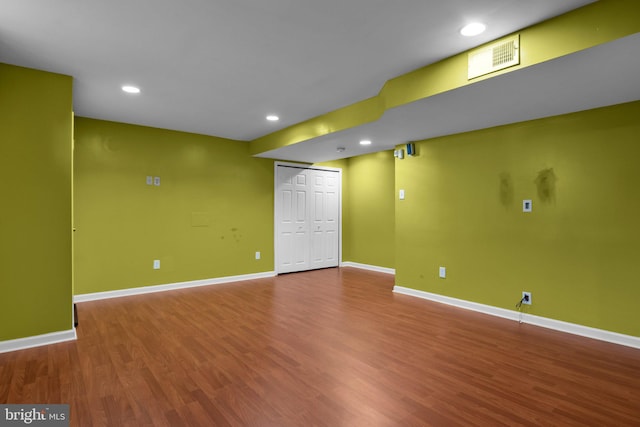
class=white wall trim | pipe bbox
[0,328,77,354]
[393,286,640,350]
[342,262,395,275]
[74,271,276,303]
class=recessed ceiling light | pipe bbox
[360,140,372,146]
[122,85,140,94]
[460,22,486,37]
[266,115,279,122]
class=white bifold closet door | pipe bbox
[275,164,340,274]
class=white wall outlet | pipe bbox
[255,251,261,260]
[399,189,405,200]
[439,266,446,278]
[522,291,532,305]
[523,199,532,212]
[153,260,160,270]
[153,176,161,186]
[146,176,153,185]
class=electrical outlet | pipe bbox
[522,291,532,305]
[255,251,261,260]
[153,260,160,270]
[439,266,446,278]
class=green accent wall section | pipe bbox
[73,118,274,295]
[249,0,640,156]
[395,101,640,337]
[342,152,395,268]
[0,63,73,341]
[251,97,384,155]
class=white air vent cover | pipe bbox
[468,35,520,80]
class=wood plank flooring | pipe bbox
[1,267,639,426]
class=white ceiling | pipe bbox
[1,0,616,162]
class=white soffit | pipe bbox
[257,33,640,163]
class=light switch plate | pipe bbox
[439,266,446,278]
[399,189,405,200]
[154,177,161,186]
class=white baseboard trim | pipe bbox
[74,271,277,303]
[0,328,77,354]
[393,286,640,350]
[342,262,395,275]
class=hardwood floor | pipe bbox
[1,267,639,426]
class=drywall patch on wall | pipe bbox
[535,167,557,203]
[191,212,210,227]
[498,172,514,208]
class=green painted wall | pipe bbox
[396,101,640,337]
[73,118,274,295]
[342,152,395,268]
[0,63,73,341]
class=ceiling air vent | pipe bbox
[468,34,520,80]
